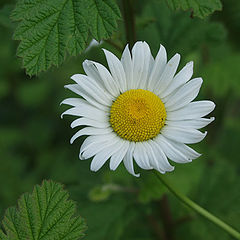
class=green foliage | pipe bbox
[176,156,240,239]
[0,4,14,28]
[202,50,240,98]
[0,180,86,240]
[165,0,222,18]
[138,0,226,57]
[88,0,121,40]
[11,0,121,76]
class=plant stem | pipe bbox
[122,0,136,48]
[154,170,240,240]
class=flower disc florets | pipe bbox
[110,89,166,142]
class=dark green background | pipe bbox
[0,0,239,239]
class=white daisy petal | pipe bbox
[166,117,215,129]
[148,44,167,91]
[161,125,207,144]
[142,141,166,173]
[64,84,109,111]
[110,140,129,171]
[165,78,203,111]
[89,61,120,97]
[61,105,108,121]
[133,142,152,170]
[164,138,201,160]
[162,61,193,98]
[60,98,86,107]
[155,53,181,95]
[121,44,134,89]
[71,74,113,106]
[83,139,113,160]
[148,54,155,78]
[167,100,215,120]
[90,137,122,172]
[123,142,140,177]
[149,140,175,172]
[155,135,190,163]
[103,49,127,93]
[141,42,153,89]
[132,41,151,89]
[71,117,109,129]
[83,60,113,96]
[70,127,113,144]
[80,133,116,159]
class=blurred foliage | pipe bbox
[165,0,222,19]
[0,0,240,239]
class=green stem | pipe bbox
[122,0,136,48]
[154,170,240,240]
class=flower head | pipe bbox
[62,41,215,177]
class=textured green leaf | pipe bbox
[88,0,121,40]
[165,0,222,18]
[0,180,86,240]
[11,0,121,76]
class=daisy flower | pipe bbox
[61,41,215,177]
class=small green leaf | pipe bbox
[165,0,222,18]
[0,180,86,240]
[88,0,121,40]
[11,0,121,76]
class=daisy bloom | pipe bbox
[61,41,215,177]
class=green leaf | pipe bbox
[165,0,222,18]
[88,0,121,40]
[11,0,121,76]
[0,180,86,240]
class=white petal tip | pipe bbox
[90,165,99,172]
[175,53,180,58]
[168,166,175,172]
[110,163,119,171]
[173,53,181,61]
[83,59,91,66]
[102,48,108,53]
[70,74,80,81]
[60,100,64,106]
[79,154,85,160]
[210,117,215,122]
[198,77,203,84]
[197,153,202,158]
[212,102,216,110]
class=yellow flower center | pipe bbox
[110,89,166,142]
